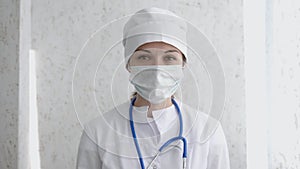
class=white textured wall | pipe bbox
[266,0,300,168]
[1,0,31,168]
[0,0,20,168]
[31,0,245,169]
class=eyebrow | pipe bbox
[165,50,180,53]
[136,49,180,53]
[136,49,151,53]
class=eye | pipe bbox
[137,55,151,60]
[164,55,177,61]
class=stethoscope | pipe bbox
[129,97,188,169]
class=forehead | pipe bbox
[136,42,181,53]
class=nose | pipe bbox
[152,55,164,65]
[153,57,160,65]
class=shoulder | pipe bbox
[82,101,130,135]
[178,100,208,136]
[178,99,225,145]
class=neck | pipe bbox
[133,94,173,118]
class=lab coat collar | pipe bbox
[120,98,182,134]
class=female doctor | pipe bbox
[76,7,230,169]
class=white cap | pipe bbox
[122,7,188,65]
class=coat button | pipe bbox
[152,164,157,169]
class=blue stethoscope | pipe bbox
[129,97,188,169]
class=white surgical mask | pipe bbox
[129,65,183,104]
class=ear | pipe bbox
[182,62,186,69]
[181,53,187,68]
[126,62,131,73]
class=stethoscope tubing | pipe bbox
[129,97,187,169]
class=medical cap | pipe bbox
[122,7,188,65]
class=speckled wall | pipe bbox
[31,0,245,169]
[0,0,20,169]
[0,0,19,169]
[266,0,300,168]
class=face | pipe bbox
[127,42,185,70]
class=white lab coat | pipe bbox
[76,98,230,169]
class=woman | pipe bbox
[76,7,230,169]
